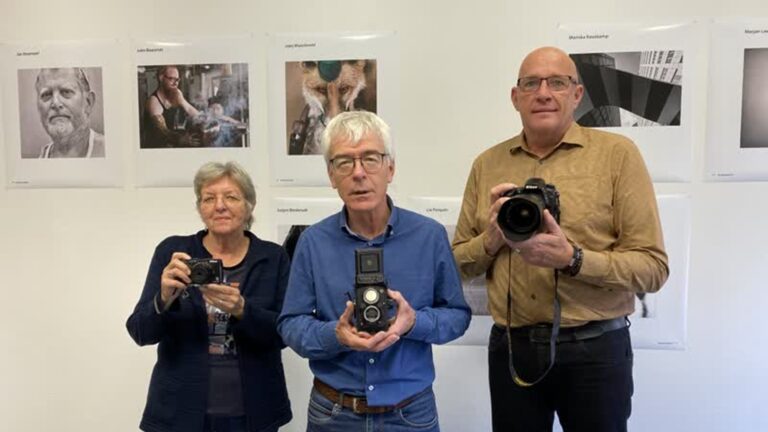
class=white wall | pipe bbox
[1,1,767,431]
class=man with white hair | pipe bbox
[35,67,105,158]
[278,111,470,432]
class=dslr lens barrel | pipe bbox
[496,178,560,242]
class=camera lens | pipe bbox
[190,263,213,285]
[363,305,381,322]
[363,287,380,304]
[498,196,544,242]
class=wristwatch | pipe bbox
[561,245,583,277]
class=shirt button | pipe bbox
[368,385,375,391]
[369,358,375,364]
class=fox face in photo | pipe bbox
[301,60,367,118]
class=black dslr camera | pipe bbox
[353,248,393,333]
[497,178,560,242]
[184,258,223,286]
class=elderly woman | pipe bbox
[127,161,292,432]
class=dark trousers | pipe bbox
[488,324,634,432]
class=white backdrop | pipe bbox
[1,1,768,432]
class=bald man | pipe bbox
[35,68,105,158]
[452,47,668,432]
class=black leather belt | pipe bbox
[313,378,417,414]
[505,316,628,344]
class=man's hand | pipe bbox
[160,252,192,303]
[485,183,518,256]
[385,289,416,337]
[201,283,245,319]
[509,209,573,269]
[335,301,399,352]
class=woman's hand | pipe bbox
[202,283,245,319]
[160,252,192,303]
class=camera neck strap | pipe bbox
[505,252,562,387]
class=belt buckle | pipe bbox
[529,326,552,344]
[351,397,362,414]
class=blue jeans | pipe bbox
[306,386,440,432]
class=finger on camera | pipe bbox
[490,183,518,202]
[541,210,562,232]
[170,252,192,269]
[166,267,192,284]
[386,289,408,306]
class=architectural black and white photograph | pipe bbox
[740,48,768,148]
[285,59,377,155]
[571,51,683,127]
[137,63,249,149]
[17,67,105,159]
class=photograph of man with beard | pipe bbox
[17,67,105,159]
[138,64,250,149]
[284,59,377,155]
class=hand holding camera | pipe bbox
[334,248,416,352]
[160,252,193,303]
[201,283,245,319]
[489,178,574,269]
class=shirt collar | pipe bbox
[338,195,397,242]
[508,122,588,154]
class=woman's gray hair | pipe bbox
[320,111,395,163]
[193,161,256,229]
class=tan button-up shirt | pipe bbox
[452,123,669,327]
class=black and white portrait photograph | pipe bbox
[137,63,249,149]
[17,67,105,159]
[570,51,683,127]
[740,48,768,149]
[284,60,377,155]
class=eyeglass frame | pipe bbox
[515,75,578,93]
[162,74,181,84]
[328,152,390,176]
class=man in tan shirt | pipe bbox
[452,47,668,432]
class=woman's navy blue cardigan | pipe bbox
[127,230,292,432]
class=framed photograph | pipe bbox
[2,40,123,187]
[558,22,699,182]
[706,20,768,180]
[132,36,255,187]
[268,32,399,186]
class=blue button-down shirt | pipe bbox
[277,202,471,406]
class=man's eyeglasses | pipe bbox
[516,75,577,93]
[329,152,388,176]
[163,76,181,84]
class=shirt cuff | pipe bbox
[319,320,349,355]
[471,232,498,267]
[153,292,165,314]
[403,310,431,342]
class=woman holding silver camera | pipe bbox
[127,161,292,432]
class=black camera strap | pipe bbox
[505,252,562,387]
